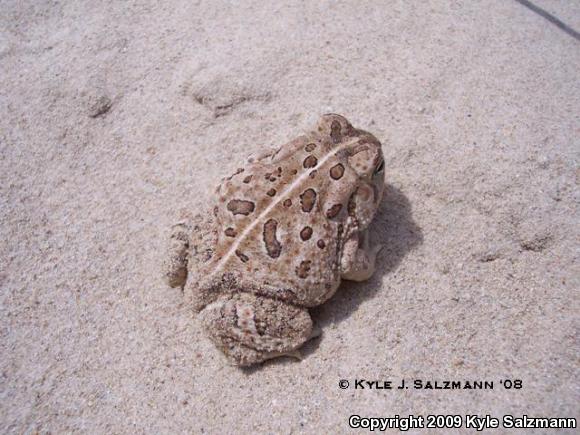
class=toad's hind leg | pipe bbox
[199,293,313,366]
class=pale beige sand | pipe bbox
[1,1,579,433]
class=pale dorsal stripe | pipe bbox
[206,138,361,281]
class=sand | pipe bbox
[1,0,579,433]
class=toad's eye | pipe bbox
[374,160,385,175]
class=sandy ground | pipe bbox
[1,0,579,433]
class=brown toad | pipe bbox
[164,114,385,366]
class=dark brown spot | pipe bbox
[266,188,276,197]
[235,250,249,263]
[330,163,345,180]
[213,206,219,217]
[283,199,292,207]
[224,228,237,237]
[300,226,313,241]
[263,219,282,258]
[277,167,282,174]
[296,260,312,279]
[330,120,342,144]
[243,175,253,183]
[303,155,318,168]
[264,172,272,179]
[309,170,317,178]
[317,239,326,249]
[291,169,298,175]
[305,143,316,152]
[227,199,255,216]
[300,188,317,212]
[326,203,342,219]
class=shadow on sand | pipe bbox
[303,183,423,354]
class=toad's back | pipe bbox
[197,115,382,308]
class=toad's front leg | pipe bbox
[340,230,382,282]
